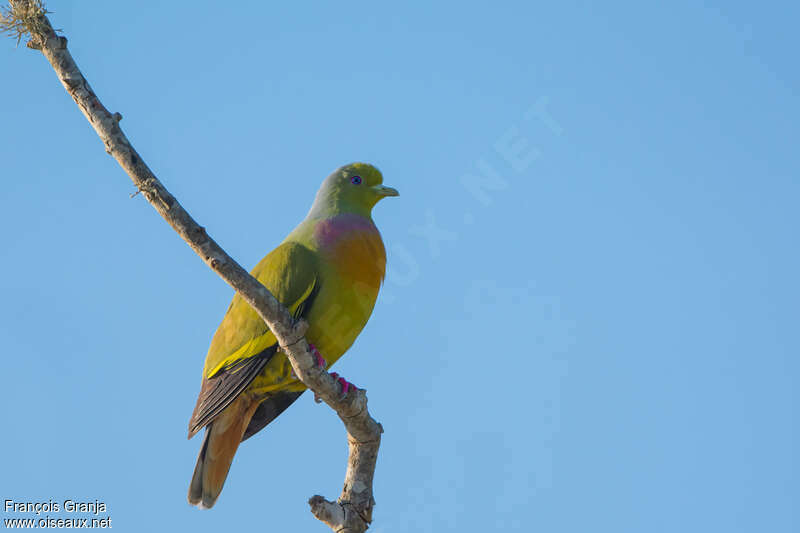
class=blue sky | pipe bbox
[1,1,798,531]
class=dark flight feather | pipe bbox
[187,346,276,439]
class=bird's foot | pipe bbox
[291,343,327,379]
[308,343,327,369]
[329,372,355,397]
[313,372,356,403]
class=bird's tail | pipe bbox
[188,395,259,509]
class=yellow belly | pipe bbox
[247,278,379,395]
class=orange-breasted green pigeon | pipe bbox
[187,163,398,509]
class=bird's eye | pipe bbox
[350,175,362,185]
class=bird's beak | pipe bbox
[373,185,399,197]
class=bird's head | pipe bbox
[309,162,399,218]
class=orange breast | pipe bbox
[329,230,386,290]
[313,213,387,291]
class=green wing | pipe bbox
[204,241,318,377]
[188,242,318,438]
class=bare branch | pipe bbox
[5,2,381,530]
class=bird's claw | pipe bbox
[292,343,327,380]
[312,373,355,403]
[329,372,355,397]
[308,343,327,369]
[299,345,353,400]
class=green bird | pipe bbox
[187,162,398,509]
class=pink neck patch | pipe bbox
[313,213,378,249]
